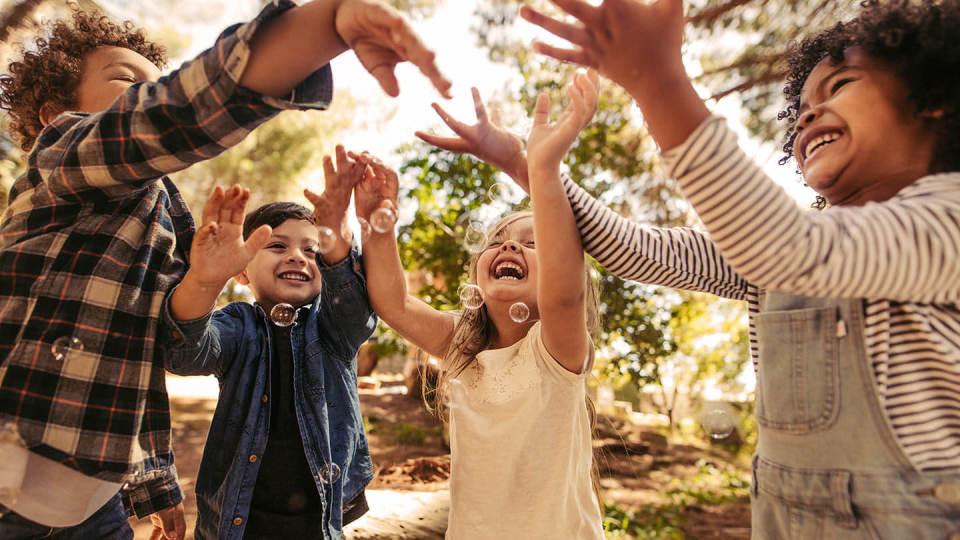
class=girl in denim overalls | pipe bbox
[416,1,960,536]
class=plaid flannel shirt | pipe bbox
[0,0,332,517]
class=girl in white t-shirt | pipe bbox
[353,71,605,539]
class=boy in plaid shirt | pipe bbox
[0,1,450,539]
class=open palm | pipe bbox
[351,152,399,220]
[188,185,271,288]
[416,87,529,190]
[527,70,599,173]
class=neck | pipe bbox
[486,303,537,349]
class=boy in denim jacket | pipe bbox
[0,1,447,538]
[161,147,376,540]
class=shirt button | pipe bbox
[248,454,258,463]
[934,483,960,504]
[232,517,243,526]
[261,393,268,404]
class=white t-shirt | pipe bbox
[444,322,603,540]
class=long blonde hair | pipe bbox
[427,211,604,510]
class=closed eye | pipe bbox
[830,78,854,94]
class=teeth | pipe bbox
[805,132,841,160]
[494,261,524,280]
[279,272,308,282]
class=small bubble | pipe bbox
[441,379,465,410]
[317,226,337,254]
[270,303,297,327]
[340,221,353,243]
[318,462,341,484]
[358,218,372,241]
[508,302,530,323]
[463,222,487,254]
[51,336,84,361]
[459,284,484,310]
[701,408,737,440]
[370,207,398,234]
[487,181,524,205]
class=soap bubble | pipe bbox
[51,336,84,361]
[463,222,487,254]
[317,226,337,254]
[270,303,297,327]
[370,207,398,234]
[318,462,341,484]
[508,302,530,323]
[459,285,484,310]
[701,408,737,440]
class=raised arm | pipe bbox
[525,71,599,373]
[415,76,749,301]
[525,0,960,303]
[353,155,456,360]
[243,0,451,99]
[163,185,271,375]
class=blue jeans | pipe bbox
[0,494,132,540]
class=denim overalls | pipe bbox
[752,292,960,538]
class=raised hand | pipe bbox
[351,152,399,222]
[148,503,186,540]
[304,145,365,232]
[527,70,599,175]
[519,0,685,96]
[188,185,272,289]
[336,0,452,98]
[415,87,529,190]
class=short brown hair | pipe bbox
[243,202,316,240]
[0,7,167,151]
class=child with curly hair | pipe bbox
[419,0,960,536]
[0,2,449,539]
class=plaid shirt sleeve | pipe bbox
[0,0,332,487]
[17,0,333,207]
[121,465,183,518]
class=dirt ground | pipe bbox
[130,378,750,539]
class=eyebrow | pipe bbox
[269,234,318,245]
[798,65,854,115]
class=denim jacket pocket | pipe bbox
[755,306,840,433]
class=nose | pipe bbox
[499,241,521,253]
[796,107,821,131]
[288,250,308,264]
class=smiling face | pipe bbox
[237,219,323,314]
[792,47,940,206]
[72,46,161,113]
[474,215,539,309]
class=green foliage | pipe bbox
[603,459,750,539]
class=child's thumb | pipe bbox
[245,224,273,255]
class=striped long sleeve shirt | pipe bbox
[563,116,960,472]
[0,0,332,515]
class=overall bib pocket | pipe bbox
[755,306,840,433]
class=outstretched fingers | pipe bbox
[518,5,593,48]
[201,185,225,228]
[414,131,471,153]
[533,92,552,128]
[388,15,452,98]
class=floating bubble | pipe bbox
[459,284,484,310]
[51,336,84,361]
[340,221,353,244]
[317,226,337,254]
[701,408,737,440]
[358,218,372,241]
[508,302,530,323]
[441,379,465,410]
[270,303,297,327]
[487,181,524,205]
[370,207,398,234]
[0,423,26,505]
[318,462,341,484]
[463,222,488,254]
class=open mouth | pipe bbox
[492,260,526,281]
[803,130,843,161]
[278,271,310,283]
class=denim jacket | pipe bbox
[159,249,377,540]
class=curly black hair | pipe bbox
[778,0,960,208]
[0,7,166,152]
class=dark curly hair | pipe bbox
[778,0,960,208]
[0,7,166,152]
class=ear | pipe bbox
[38,101,64,127]
[234,271,250,286]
